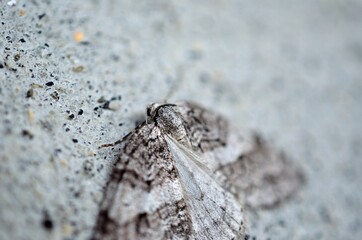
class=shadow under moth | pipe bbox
[92,101,304,240]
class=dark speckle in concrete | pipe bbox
[41,211,53,231]
[45,81,54,87]
[21,130,34,139]
[50,91,59,101]
[26,88,34,98]
[1,1,361,240]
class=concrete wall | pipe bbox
[1,1,361,239]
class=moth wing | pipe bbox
[165,135,246,240]
[218,134,304,209]
[176,101,304,209]
[92,123,192,240]
[176,101,252,170]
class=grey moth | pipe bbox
[92,102,304,240]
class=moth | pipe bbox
[92,101,304,240]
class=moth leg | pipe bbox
[98,139,122,149]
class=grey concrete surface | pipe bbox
[1,0,362,239]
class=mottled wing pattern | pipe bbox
[92,123,192,240]
[177,102,229,153]
[218,135,304,209]
[177,102,252,170]
[165,135,245,240]
[177,101,304,209]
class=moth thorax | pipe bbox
[156,106,188,142]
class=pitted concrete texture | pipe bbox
[1,1,362,239]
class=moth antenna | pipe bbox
[164,64,188,102]
[98,139,122,149]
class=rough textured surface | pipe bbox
[0,0,361,240]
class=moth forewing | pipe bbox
[164,135,246,240]
[92,124,192,240]
[216,133,305,209]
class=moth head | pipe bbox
[146,103,177,123]
[146,103,161,123]
[146,103,190,146]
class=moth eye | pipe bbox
[146,107,151,118]
[146,103,159,119]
